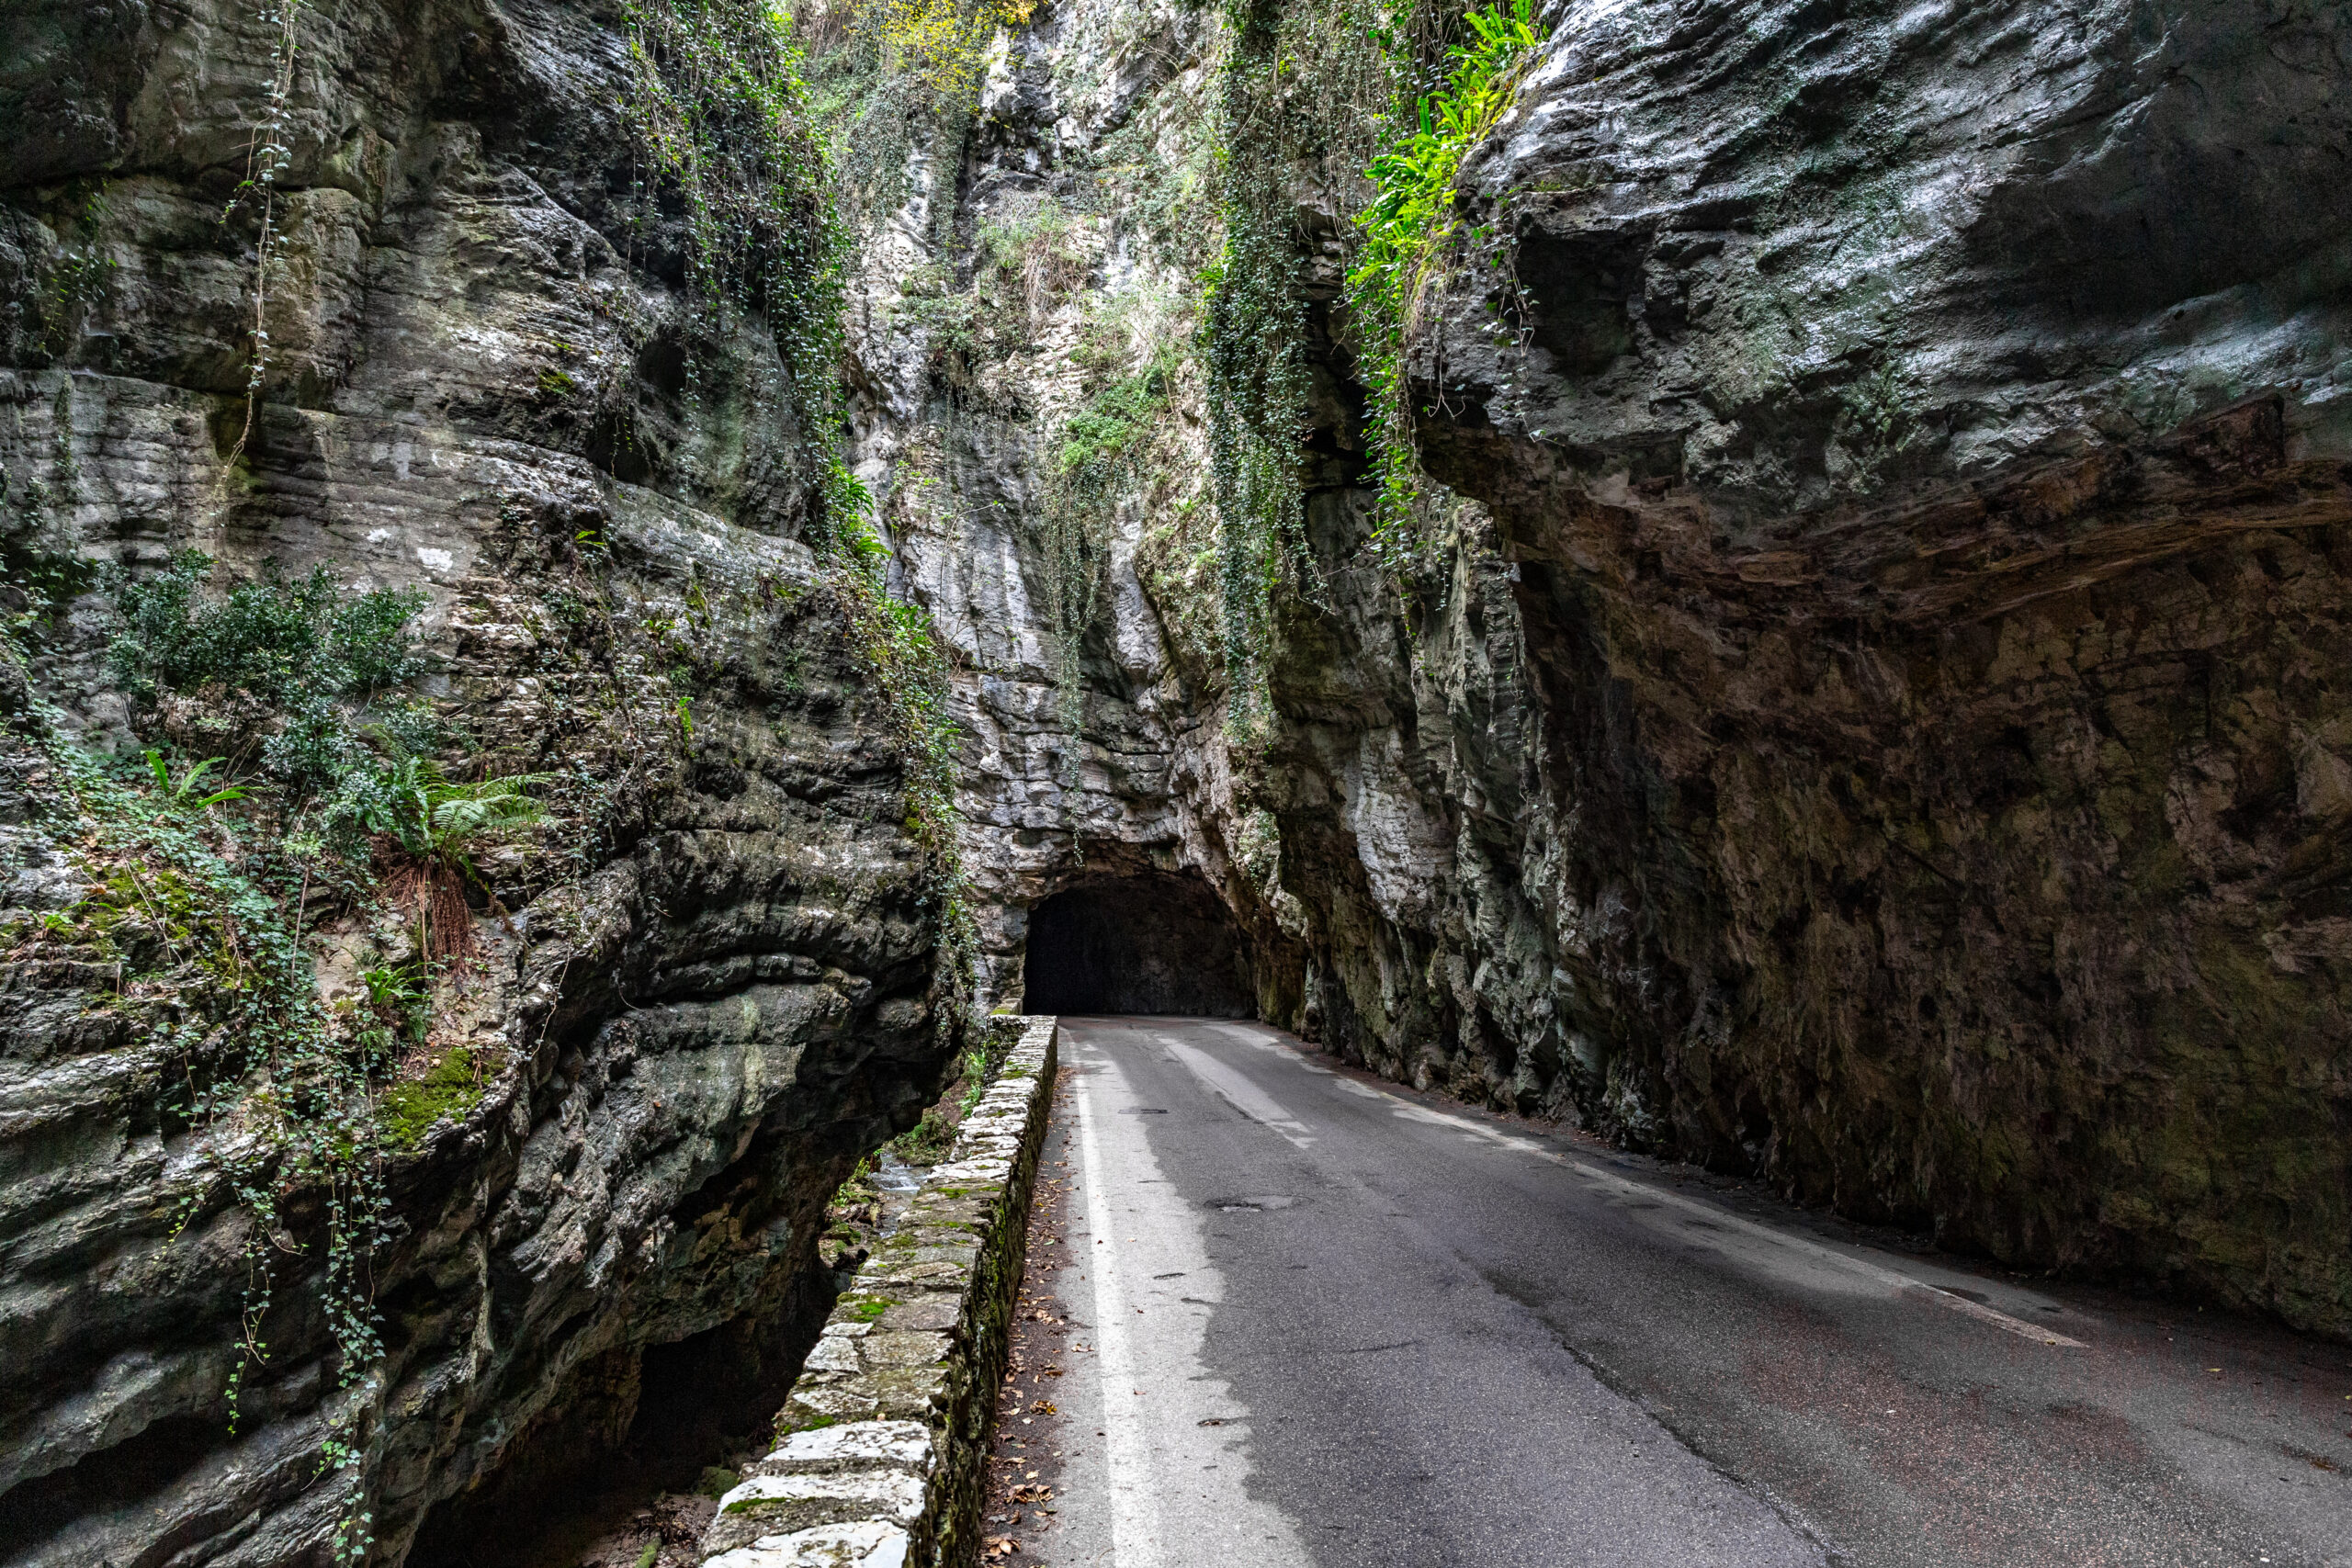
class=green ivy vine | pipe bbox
[220,0,307,473]
[1200,0,1385,740]
[4,670,400,1566]
[621,0,865,530]
[621,0,978,1014]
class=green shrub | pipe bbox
[107,550,425,707]
[105,551,430,797]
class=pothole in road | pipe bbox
[1117,1108,1169,1115]
[1206,1195,1296,1212]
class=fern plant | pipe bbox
[345,752,548,964]
[142,750,247,817]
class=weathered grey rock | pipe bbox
[705,1518,911,1568]
[704,1472,928,1556]
[748,1419,934,1480]
[849,0,2352,1339]
[1375,0,2352,1335]
[844,0,1301,1016]
[0,3,959,1565]
[5,5,2349,1564]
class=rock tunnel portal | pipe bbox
[1021,873,1253,1017]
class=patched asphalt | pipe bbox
[1011,1016,2352,1568]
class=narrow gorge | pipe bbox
[0,0,2346,1563]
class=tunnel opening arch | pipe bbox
[1020,869,1255,1017]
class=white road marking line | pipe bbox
[1069,1034,1316,1567]
[1212,1021,1335,1072]
[1259,1037,2086,1350]
[1157,1034,1317,1147]
[1076,1059,1167,1567]
[1552,1148,2088,1349]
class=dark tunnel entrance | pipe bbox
[1022,873,1253,1016]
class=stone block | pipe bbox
[860,1331,951,1369]
[705,1471,926,1554]
[752,1420,934,1479]
[878,1295,963,1333]
[803,1337,864,1374]
[704,1519,911,1568]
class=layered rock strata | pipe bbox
[1391,0,2352,1333]
[850,0,2352,1337]
[0,1,960,1563]
[2,9,2348,1568]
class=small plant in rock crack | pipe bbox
[956,1046,989,1118]
[360,963,432,1043]
[143,750,247,818]
[341,750,549,965]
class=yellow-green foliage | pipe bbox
[1347,0,1541,572]
[863,0,1034,107]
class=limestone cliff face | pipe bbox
[836,0,1304,1011]
[853,0,2352,1340]
[0,4,955,1565]
[1240,0,2352,1334]
[1397,0,2352,1332]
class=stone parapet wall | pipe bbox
[700,1017,1060,1568]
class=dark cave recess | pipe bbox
[1022,874,1253,1017]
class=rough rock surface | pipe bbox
[3,0,2349,1562]
[852,0,2351,1338]
[0,2,957,1565]
[842,0,1303,1019]
[1396,0,2352,1333]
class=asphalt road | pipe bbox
[1003,1016,2352,1568]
